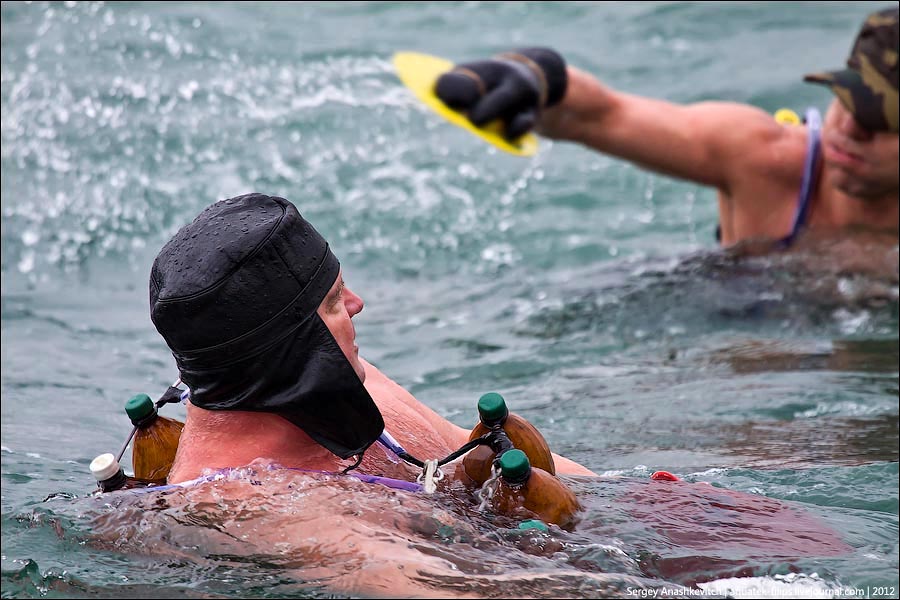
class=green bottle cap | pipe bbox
[518,519,549,532]
[499,449,531,483]
[125,393,157,426]
[477,392,509,425]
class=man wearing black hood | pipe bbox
[150,193,594,484]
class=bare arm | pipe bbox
[539,67,789,193]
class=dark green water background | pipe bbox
[2,2,897,598]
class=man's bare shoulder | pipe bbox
[361,358,470,454]
[360,358,424,412]
[670,99,807,192]
[698,102,807,184]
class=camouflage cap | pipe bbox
[804,7,899,132]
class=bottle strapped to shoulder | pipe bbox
[120,386,185,482]
[462,392,556,486]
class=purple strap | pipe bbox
[377,430,408,457]
[339,471,423,492]
[779,107,822,248]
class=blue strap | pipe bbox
[377,430,409,457]
[779,107,822,248]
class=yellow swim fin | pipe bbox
[774,108,802,126]
[393,51,539,157]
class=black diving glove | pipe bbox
[434,48,568,141]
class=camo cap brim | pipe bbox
[804,7,899,133]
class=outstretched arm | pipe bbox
[540,66,789,192]
[434,51,792,197]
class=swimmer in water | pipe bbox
[432,8,898,251]
[152,193,595,486]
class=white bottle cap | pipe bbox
[90,453,121,481]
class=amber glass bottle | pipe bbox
[492,449,580,529]
[125,393,184,482]
[462,392,556,486]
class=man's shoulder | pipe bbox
[361,358,470,452]
[728,118,809,197]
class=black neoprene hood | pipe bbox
[149,193,384,459]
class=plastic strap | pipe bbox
[378,430,427,468]
[377,430,407,456]
[156,386,185,408]
[779,107,822,248]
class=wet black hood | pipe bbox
[149,193,384,458]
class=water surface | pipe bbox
[2,2,897,598]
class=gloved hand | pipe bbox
[434,48,568,141]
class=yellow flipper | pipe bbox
[392,51,539,157]
[774,108,802,126]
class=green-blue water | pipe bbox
[2,2,897,598]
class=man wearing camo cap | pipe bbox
[805,8,899,134]
[434,7,898,250]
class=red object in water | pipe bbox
[651,471,680,481]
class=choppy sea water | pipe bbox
[2,2,897,598]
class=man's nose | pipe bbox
[837,108,874,141]
[344,287,364,317]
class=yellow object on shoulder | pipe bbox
[774,108,802,126]
[392,51,539,157]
